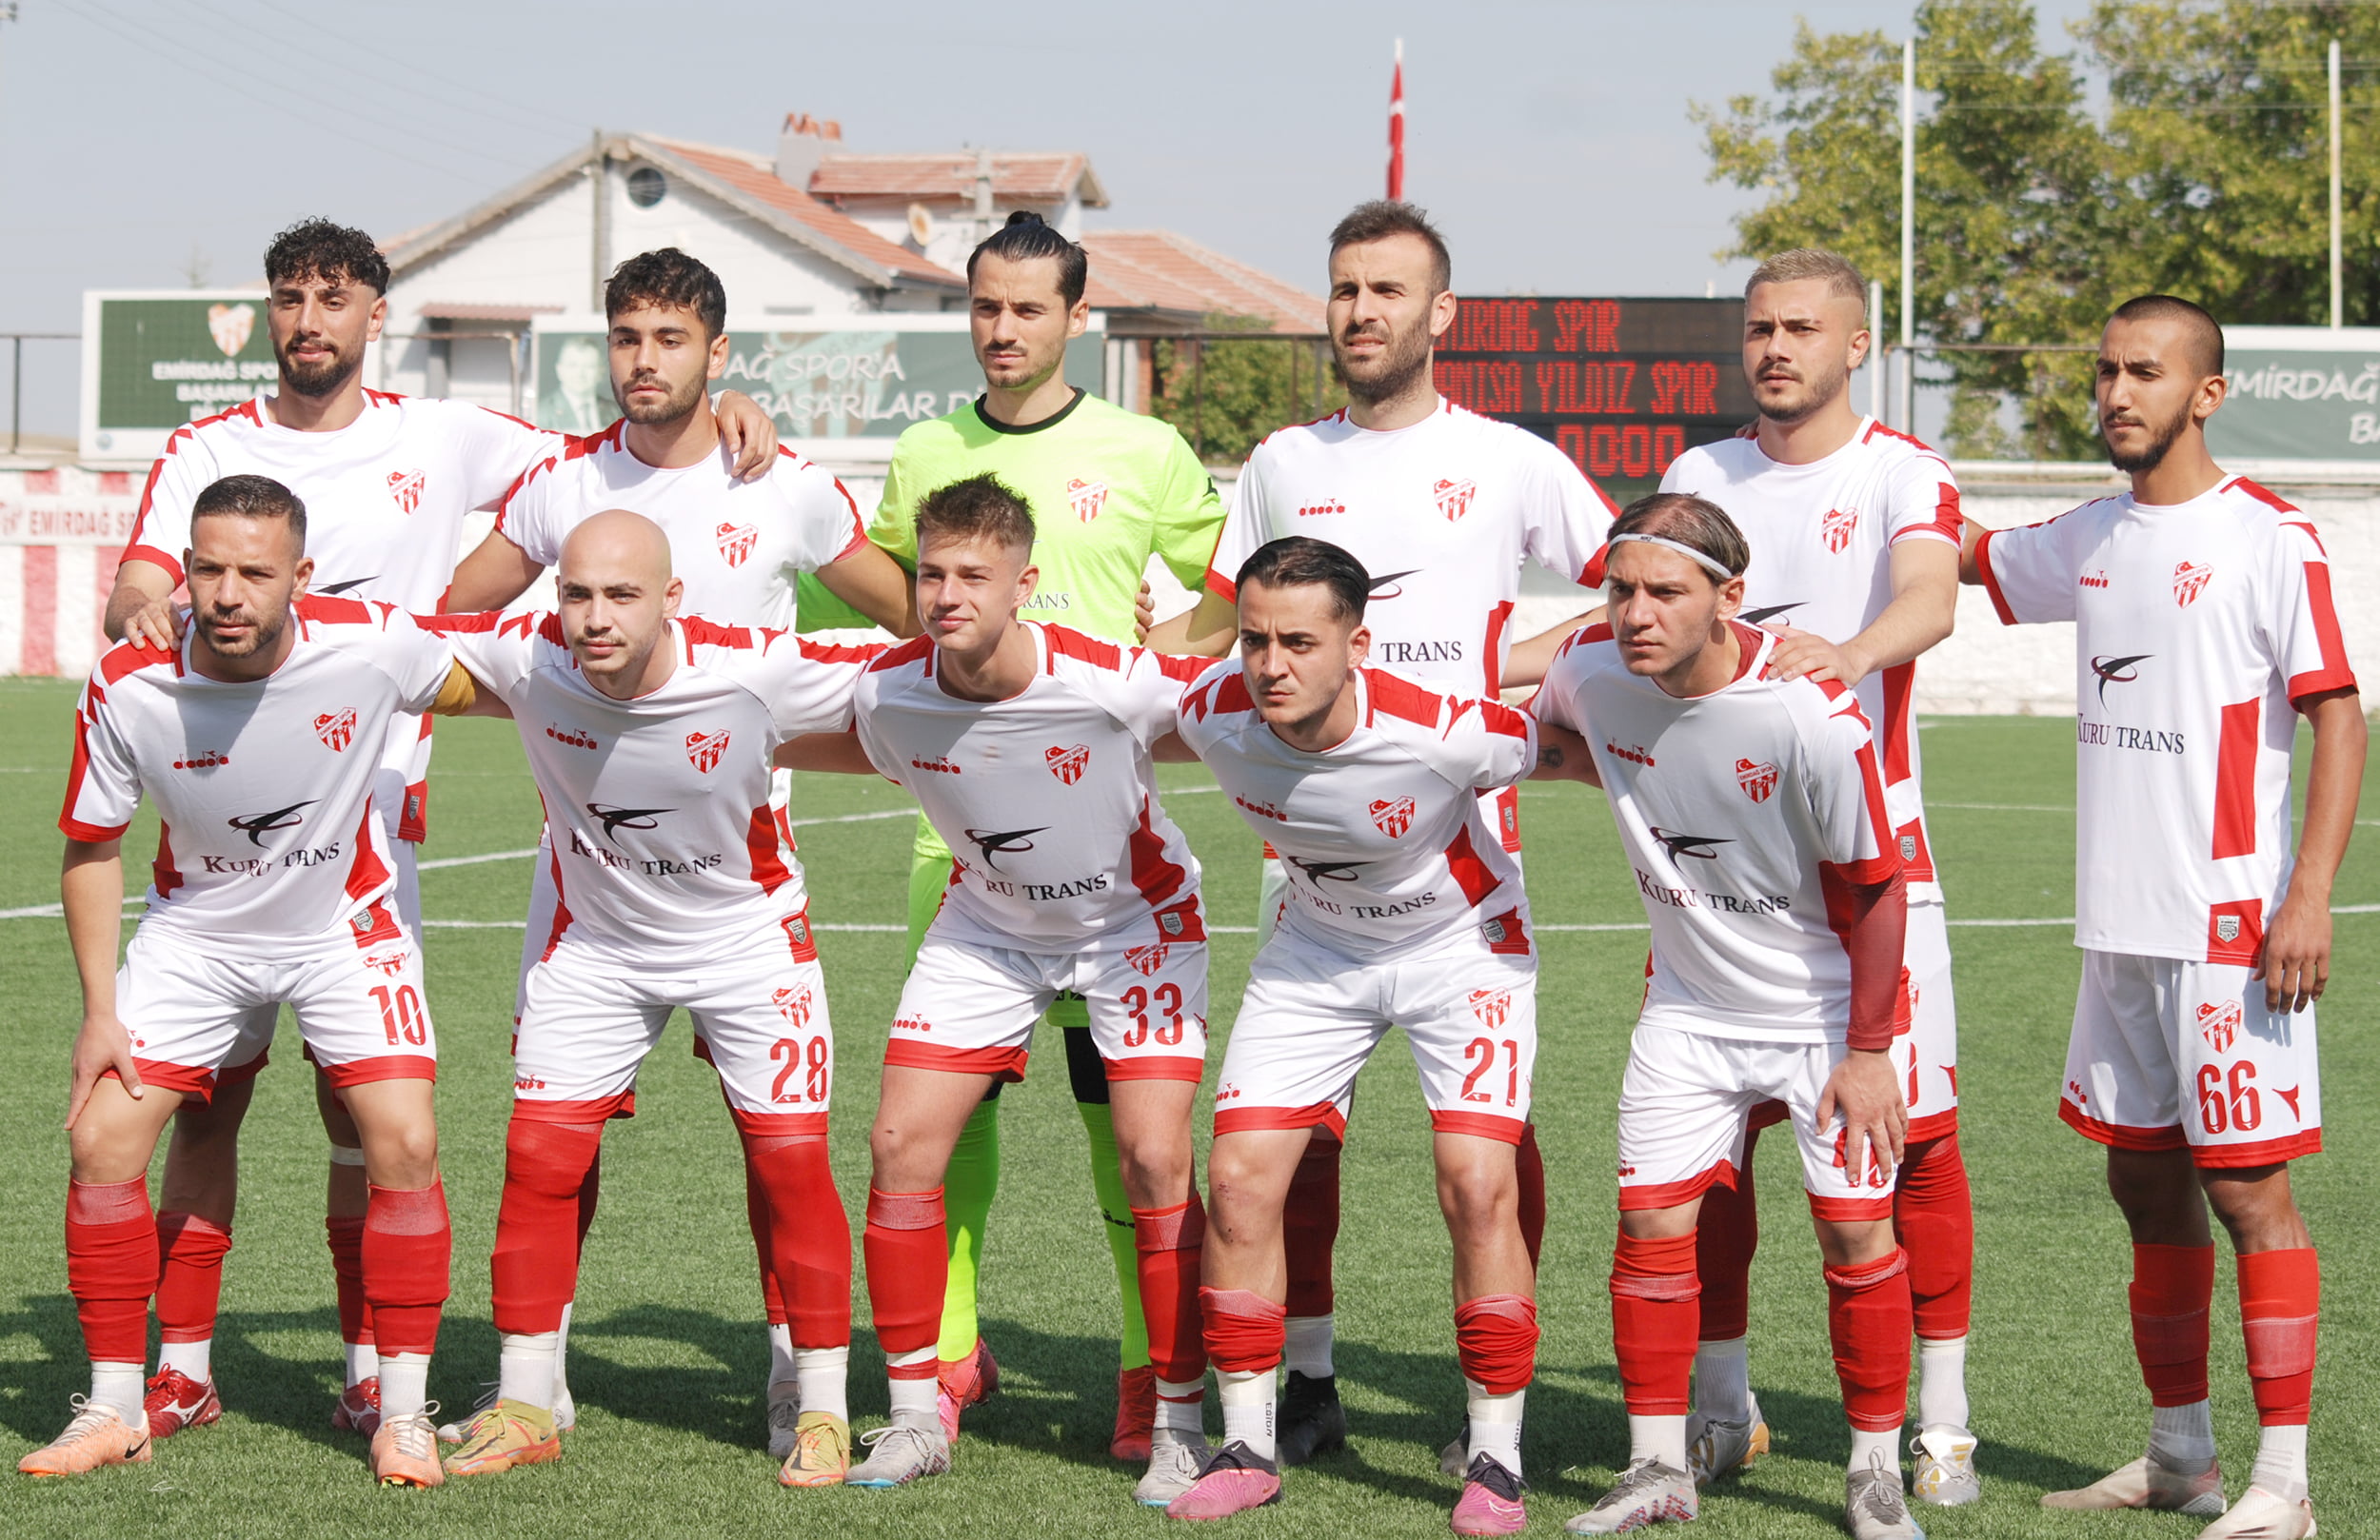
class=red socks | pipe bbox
[1693,1174,1757,1343]
[745,1159,791,1328]
[2131,1241,2215,1407]
[1893,1134,1974,1340]
[1824,1246,1914,1432]
[491,1116,605,1335]
[2238,1247,2319,1426]
[154,1212,231,1346]
[326,1214,375,1350]
[1282,1136,1341,1318]
[742,1133,851,1349]
[864,1187,947,1372]
[1516,1125,1547,1273]
[362,1181,450,1357]
[1455,1293,1539,1394]
[1134,1197,1209,1387]
[1200,1286,1286,1373]
[1609,1230,1698,1414]
[66,1177,155,1365]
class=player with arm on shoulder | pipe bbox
[24,476,461,1488]
[1534,496,1923,1540]
[1957,296,2358,1540]
[1656,249,1974,1501]
[1154,201,1618,1463]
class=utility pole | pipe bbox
[1869,278,1885,422]
[1900,36,1916,433]
[589,128,610,313]
[2330,39,2343,329]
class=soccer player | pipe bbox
[101,219,781,1440]
[1166,537,1581,1535]
[29,474,460,1487]
[440,247,913,1458]
[823,210,1225,1457]
[1160,200,1616,1463]
[835,475,1213,1504]
[1656,247,1975,1501]
[1532,495,1923,1540]
[1960,295,2358,1540]
[425,510,879,1487]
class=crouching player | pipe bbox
[1167,537,1582,1535]
[1531,495,1921,1540]
[424,510,879,1487]
[30,474,458,1486]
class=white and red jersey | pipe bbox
[493,421,867,632]
[435,612,876,952]
[61,596,454,945]
[1206,401,1617,696]
[1659,419,1961,897]
[1976,476,2355,963]
[125,390,562,841]
[1534,622,1900,1044]
[1178,662,1539,963]
[853,622,1209,954]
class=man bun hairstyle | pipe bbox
[606,247,728,339]
[1236,536,1371,623]
[1608,492,1750,582]
[916,472,1037,556]
[264,218,389,297]
[1745,247,1867,319]
[1328,200,1451,296]
[967,210,1089,308]
[2111,293,2225,379]
[191,473,308,550]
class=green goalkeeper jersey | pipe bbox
[798,389,1223,643]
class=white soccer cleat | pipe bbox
[766,1380,803,1462]
[1845,1449,1925,1540]
[1685,1394,1770,1485]
[843,1421,951,1488]
[2197,1485,2316,1540]
[436,1382,496,1445]
[1134,1433,1211,1508]
[2042,1453,2226,1515]
[1909,1423,1979,1507]
[1565,1456,1697,1533]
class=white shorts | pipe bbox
[886,932,1209,1085]
[115,898,437,1100]
[514,915,835,1135]
[1215,934,1537,1144]
[1618,1022,1896,1220]
[1901,899,1959,1140]
[2062,949,2321,1168]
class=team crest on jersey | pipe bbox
[1735,758,1778,803]
[773,985,814,1028]
[2215,914,2242,943]
[1469,988,1513,1029]
[716,522,760,567]
[1901,834,1918,861]
[685,729,730,773]
[1822,505,1860,553]
[1159,909,1186,937]
[2197,998,2242,1053]
[2173,562,2213,607]
[1369,797,1417,838]
[1046,743,1091,784]
[207,302,254,357]
[386,469,426,516]
[314,708,358,752]
[1066,478,1110,523]
[1125,943,1170,977]
[362,947,409,977]
[1434,477,1478,522]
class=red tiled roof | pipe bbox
[649,138,964,288]
[1080,230,1324,334]
[810,151,1102,207]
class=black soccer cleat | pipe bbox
[1276,1371,1347,1466]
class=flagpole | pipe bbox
[1388,38,1406,201]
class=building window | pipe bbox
[625,166,667,208]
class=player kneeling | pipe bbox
[30,476,458,1487]
[1532,496,1923,1540]
[426,511,878,1487]
[1167,537,1582,1536]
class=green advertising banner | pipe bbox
[530,319,1104,439]
[89,294,278,447]
[2209,326,2380,465]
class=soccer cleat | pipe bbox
[2197,1486,2316,1540]
[1164,1440,1283,1520]
[1565,1457,1697,1534]
[143,1369,222,1439]
[1909,1423,1980,1507]
[1439,1428,1470,1479]
[2042,1454,2227,1515]
[1845,1448,1926,1540]
[441,1399,561,1478]
[1684,1395,1770,1485]
[333,1376,383,1439]
[936,1337,1000,1442]
[844,1422,951,1489]
[777,1411,850,1488]
[1135,1433,1212,1507]
[766,1380,803,1461]
[434,1382,489,1444]
[1275,1371,1346,1466]
[370,1408,446,1488]
[16,1398,152,1476]
[1452,1451,1528,1536]
[1114,1364,1158,1462]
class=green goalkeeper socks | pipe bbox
[1074,1093,1152,1372]
[938,1096,1002,1361]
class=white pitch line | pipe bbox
[415,807,922,872]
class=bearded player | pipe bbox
[1962,296,2358,1540]
[1656,248,1974,1503]
[100,219,781,1441]
[1535,495,1925,1540]
[1161,201,1616,1462]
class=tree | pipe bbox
[1149,317,1343,467]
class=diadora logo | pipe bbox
[2197,998,2242,1053]
[585,803,670,840]
[685,729,730,773]
[1367,569,1422,601]
[1822,505,1860,553]
[1469,988,1513,1028]
[515,1075,547,1092]
[1649,826,1731,862]
[1735,758,1778,803]
[1066,477,1109,523]
[1369,796,1416,838]
[2080,570,2111,589]
[1286,854,1366,883]
[893,1015,932,1034]
[1125,942,1170,977]
[715,522,760,568]
[172,750,231,770]
[962,825,1046,872]
[2090,654,2150,706]
[909,756,962,775]
[773,985,814,1028]
[1234,795,1288,822]
[2275,1084,2303,1119]
[1433,477,1478,522]
[386,468,426,515]
[228,800,315,847]
[1296,499,1346,518]
[1741,601,1804,625]
[1606,740,1656,768]
[314,708,358,752]
[1045,743,1090,785]
[2173,562,2213,607]
[546,724,599,751]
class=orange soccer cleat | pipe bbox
[18,1399,153,1477]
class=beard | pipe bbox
[1754,357,1850,426]
[277,335,362,400]
[614,368,708,426]
[1335,320,1435,406]
[197,603,286,660]
[2105,404,2190,474]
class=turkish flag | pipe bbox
[1387,42,1405,200]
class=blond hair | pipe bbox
[1745,249,1867,319]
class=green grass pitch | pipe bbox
[0,672,2372,1538]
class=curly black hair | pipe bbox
[263,218,390,295]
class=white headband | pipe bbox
[1602,532,1737,582]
